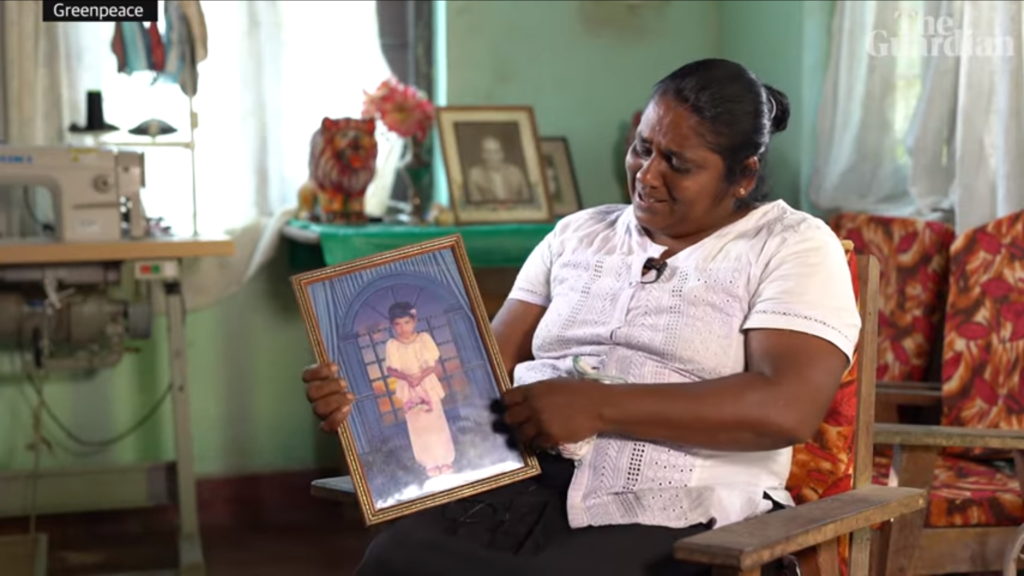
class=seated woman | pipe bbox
[302,58,860,576]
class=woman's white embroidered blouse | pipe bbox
[507,200,862,529]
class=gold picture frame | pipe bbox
[437,106,552,224]
[540,137,582,218]
[291,235,540,525]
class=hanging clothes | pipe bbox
[162,0,203,96]
[147,22,166,71]
[109,1,207,96]
[111,22,150,75]
[180,0,208,64]
[111,22,125,71]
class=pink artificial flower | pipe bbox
[363,77,435,141]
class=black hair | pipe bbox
[388,301,417,322]
[650,58,790,208]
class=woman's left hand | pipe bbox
[501,378,607,451]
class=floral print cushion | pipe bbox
[873,453,1022,527]
[786,249,860,576]
[787,250,861,505]
[828,212,954,382]
[941,211,1024,459]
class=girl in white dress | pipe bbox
[384,302,456,478]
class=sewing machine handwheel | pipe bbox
[93,174,113,193]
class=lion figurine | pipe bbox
[298,117,378,224]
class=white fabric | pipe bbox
[2,0,72,228]
[813,0,1024,234]
[904,0,1024,232]
[2,1,67,146]
[941,1,1024,232]
[4,0,396,310]
[809,1,919,216]
[903,0,962,218]
[507,201,862,529]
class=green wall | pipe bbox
[444,0,719,207]
[0,0,833,480]
[440,0,833,211]
[719,0,835,210]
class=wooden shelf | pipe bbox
[0,237,234,265]
[103,141,195,149]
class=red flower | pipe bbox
[1004,302,1024,322]
[363,77,435,141]
[804,441,840,464]
[892,342,911,366]
[981,278,1013,299]
[975,231,1003,255]
[845,229,867,250]
[956,322,991,340]
[974,377,1000,406]
[913,316,933,339]
[1010,319,1024,342]
[878,311,891,330]
[896,231,919,253]
[942,353,963,382]
[820,475,853,498]
[824,383,857,426]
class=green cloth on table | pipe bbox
[286,219,556,268]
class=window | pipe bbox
[63,1,394,236]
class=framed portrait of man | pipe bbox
[292,235,541,525]
[437,106,552,224]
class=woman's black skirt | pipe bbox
[354,453,730,576]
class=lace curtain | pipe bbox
[809,0,1024,233]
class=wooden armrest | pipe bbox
[673,486,925,571]
[875,423,1024,449]
[311,476,356,503]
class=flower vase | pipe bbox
[384,137,433,224]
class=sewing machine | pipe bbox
[0,146,148,243]
[0,146,232,575]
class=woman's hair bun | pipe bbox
[763,84,790,134]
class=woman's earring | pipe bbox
[738,187,747,198]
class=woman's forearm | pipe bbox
[595,373,822,452]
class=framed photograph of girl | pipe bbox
[291,235,541,525]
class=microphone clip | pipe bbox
[641,257,667,284]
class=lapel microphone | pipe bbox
[641,257,668,284]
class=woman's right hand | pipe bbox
[302,363,354,433]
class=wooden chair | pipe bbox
[673,244,924,576]
[310,244,926,576]
[869,210,1024,576]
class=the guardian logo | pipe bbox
[868,10,1014,58]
